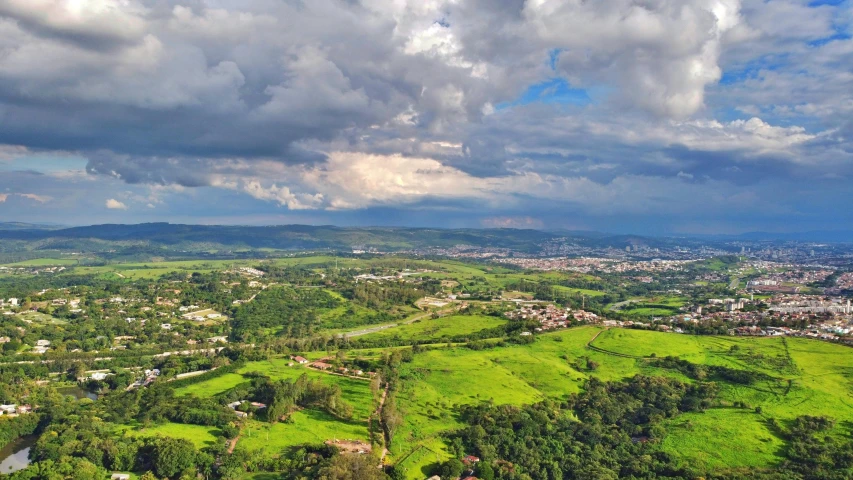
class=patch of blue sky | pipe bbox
[0,156,87,173]
[719,54,789,85]
[496,78,591,110]
[807,0,846,7]
[808,31,851,47]
[548,48,562,71]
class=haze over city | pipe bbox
[0,0,851,235]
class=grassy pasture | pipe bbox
[660,409,785,470]
[237,410,370,455]
[591,328,705,359]
[385,327,853,478]
[357,314,505,342]
[118,422,223,449]
[1,258,79,266]
[174,358,376,421]
[169,322,853,479]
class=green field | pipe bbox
[380,327,853,478]
[118,422,223,449]
[237,410,370,455]
[591,328,705,359]
[660,409,785,470]
[172,357,376,449]
[552,285,607,297]
[1,258,79,266]
[172,373,247,397]
[16,310,67,325]
[357,314,505,342]
[176,360,374,415]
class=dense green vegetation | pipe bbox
[1,251,853,479]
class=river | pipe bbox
[0,435,36,474]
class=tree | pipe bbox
[438,459,464,480]
[475,461,495,480]
[152,438,196,478]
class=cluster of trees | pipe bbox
[99,384,237,428]
[781,415,853,478]
[231,286,340,340]
[12,415,216,479]
[0,414,40,451]
[346,280,441,310]
[445,375,718,479]
[219,373,355,422]
[652,356,769,385]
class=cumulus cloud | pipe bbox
[522,0,742,117]
[0,0,850,232]
[0,192,51,203]
[0,0,148,50]
[105,198,128,210]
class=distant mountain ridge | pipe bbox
[0,223,562,252]
[0,222,65,231]
[0,223,848,257]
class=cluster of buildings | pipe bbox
[495,257,691,275]
[748,269,832,286]
[504,304,598,331]
[0,297,19,308]
[404,245,514,259]
[0,404,33,417]
[827,272,853,294]
[767,295,852,314]
[0,265,66,275]
[128,369,161,390]
[730,325,846,341]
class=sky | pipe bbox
[0,0,851,235]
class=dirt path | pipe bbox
[227,434,240,454]
[587,328,606,346]
[376,383,390,468]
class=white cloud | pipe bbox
[523,0,743,117]
[0,0,148,47]
[105,198,128,210]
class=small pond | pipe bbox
[0,435,36,474]
[57,386,99,401]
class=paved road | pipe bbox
[729,277,740,289]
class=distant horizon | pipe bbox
[2,220,852,243]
